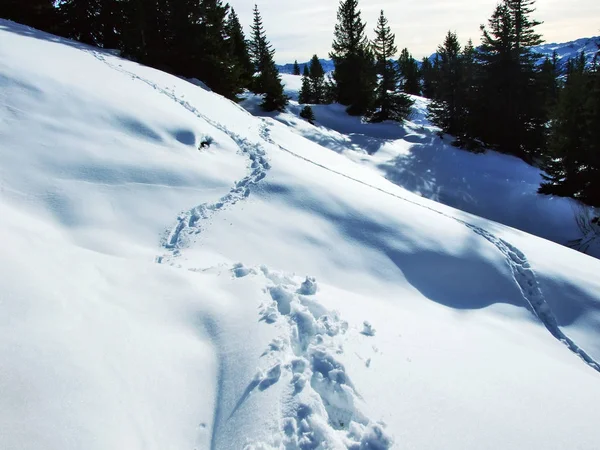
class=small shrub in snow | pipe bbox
[300,106,315,124]
[199,135,213,149]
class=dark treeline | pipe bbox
[421,0,599,207]
[298,1,414,123]
[0,0,288,111]
[2,1,598,207]
[295,0,598,208]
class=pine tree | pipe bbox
[308,55,326,104]
[58,0,101,46]
[583,49,600,205]
[225,8,254,93]
[540,53,589,198]
[428,31,464,137]
[537,50,560,118]
[194,0,240,98]
[420,56,439,99]
[330,0,376,115]
[248,5,288,111]
[369,10,412,122]
[260,61,288,111]
[540,50,600,206]
[398,48,421,95]
[293,60,301,75]
[0,0,56,32]
[299,65,312,104]
[474,0,545,160]
[300,105,316,124]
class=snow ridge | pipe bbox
[232,265,393,449]
[259,121,600,374]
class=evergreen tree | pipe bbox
[583,48,600,205]
[308,55,326,104]
[330,0,376,115]
[540,51,600,206]
[224,8,255,95]
[293,60,301,75]
[249,4,273,93]
[300,105,316,124]
[537,50,560,118]
[248,5,288,111]
[420,55,439,99]
[474,0,545,160]
[193,0,240,97]
[299,65,312,104]
[428,31,464,137]
[0,0,56,32]
[398,48,421,95]
[259,61,288,111]
[369,10,412,122]
[58,0,101,46]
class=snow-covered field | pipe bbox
[1,20,600,450]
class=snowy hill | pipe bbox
[279,36,600,73]
[275,73,600,259]
[2,20,600,450]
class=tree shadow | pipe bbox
[377,135,479,209]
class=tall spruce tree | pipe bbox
[225,9,254,90]
[249,4,272,93]
[398,48,421,95]
[420,55,439,99]
[308,55,326,104]
[293,60,301,75]
[369,10,412,122]
[330,0,376,115]
[428,32,465,138]
[224,8,254,96]
[248,5,288,111]
[299,65,312,104]
[475,0,545,160]
[540,52,600,206]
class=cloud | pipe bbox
[229,0,600,63]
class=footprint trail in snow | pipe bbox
[89,50,271,260]
[231,264,393,449]
[92,51,393,448]
[259,120,600,374]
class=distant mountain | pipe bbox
[276,58,335,74]
[534,36,600,65]
[278,36,600,74]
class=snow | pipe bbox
[2,20,600,450]
[277,73,599,258]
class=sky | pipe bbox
[229,0,600,64]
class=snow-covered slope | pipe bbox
[2,20,600,450]
[275,73,600,259]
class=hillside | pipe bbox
[2,20,600,450]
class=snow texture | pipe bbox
[2,19,600,450]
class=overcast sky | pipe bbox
[228,0,600,63]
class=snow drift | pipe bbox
[1,20,600,450]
